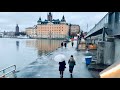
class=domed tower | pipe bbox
[47,12,52,22]
[37,17,42,24]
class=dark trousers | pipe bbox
[60,71,64,78]
[72,44,73,47]
[69,66,74,73]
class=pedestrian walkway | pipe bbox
[16,40,93,78]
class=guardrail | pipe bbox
[0,65,16,78]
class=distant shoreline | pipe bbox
[0,37,66,40]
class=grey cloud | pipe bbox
[0,12,107,32]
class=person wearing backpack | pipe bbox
[68,55,76,77]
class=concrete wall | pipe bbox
[97,41,115,65]
[97,41,104,64]
[114,38,120,62]
[104,41,115,65]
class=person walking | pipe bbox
[64,42,67,48]
[59,60,66,78]
[71,41,74,47]
[61,42,63,47]
[68,55,76,77]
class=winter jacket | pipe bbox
[59,61,66,71]
[68,57,76,67]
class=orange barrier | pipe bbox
[88,44,97,50]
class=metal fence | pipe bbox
[0,65,16,78]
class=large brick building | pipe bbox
[26,25,37,37]
[69,24,80,36]
[26,12,69,39]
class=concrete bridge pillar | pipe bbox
[97,41,115,65]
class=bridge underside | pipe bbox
[86,29,103,38]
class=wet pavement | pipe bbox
[16,40,93,78]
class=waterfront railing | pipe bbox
[0,65,16,78]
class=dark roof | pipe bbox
[37,20,41,22]
[45,19,48,21]
[37,19,60,24]
[52,19,59,21]
[52,19,60,24]
[37,17,42,22]
[44,20,48,22]
[37,15,67,25]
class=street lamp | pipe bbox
[49,31,51,39]
[76,33,80,50]
[35,32,37,39]
[41,32,42,39]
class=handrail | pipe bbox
[0,70,16,78]
[0,65,16,78]
[0,65,16,73]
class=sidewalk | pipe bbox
[88,70,100,78]
[16,40,93,78]
[86,50,109,78]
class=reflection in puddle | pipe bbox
[16,41,19,51]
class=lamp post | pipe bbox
[41,32,42,39]
[59,31,60,39]
[76,34,80,50]
[50,30,51,39]
[49,30,52,39]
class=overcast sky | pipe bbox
[0,12,107,32]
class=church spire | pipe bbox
[49,12,52,15]
[16,24,19,33]
[39,17,41,21]
[61,15,66,22]
[37,17,42,24]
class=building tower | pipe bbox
[16,24,19,33]
[37,17,42,24]
[47,12,52,22]
[61,15,66,23]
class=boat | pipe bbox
[17,35,29,39]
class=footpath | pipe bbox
[17,40,93,78]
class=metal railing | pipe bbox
[0,65,16,78]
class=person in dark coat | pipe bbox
[61,42,63,47]
[71,41,74,47]
[59,60,66,78]
[68,55,76,77]
[64,42,67,48]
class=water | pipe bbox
[0,38,63,71]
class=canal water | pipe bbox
[0,38,63,71]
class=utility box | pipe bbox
[97,41,115,65]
